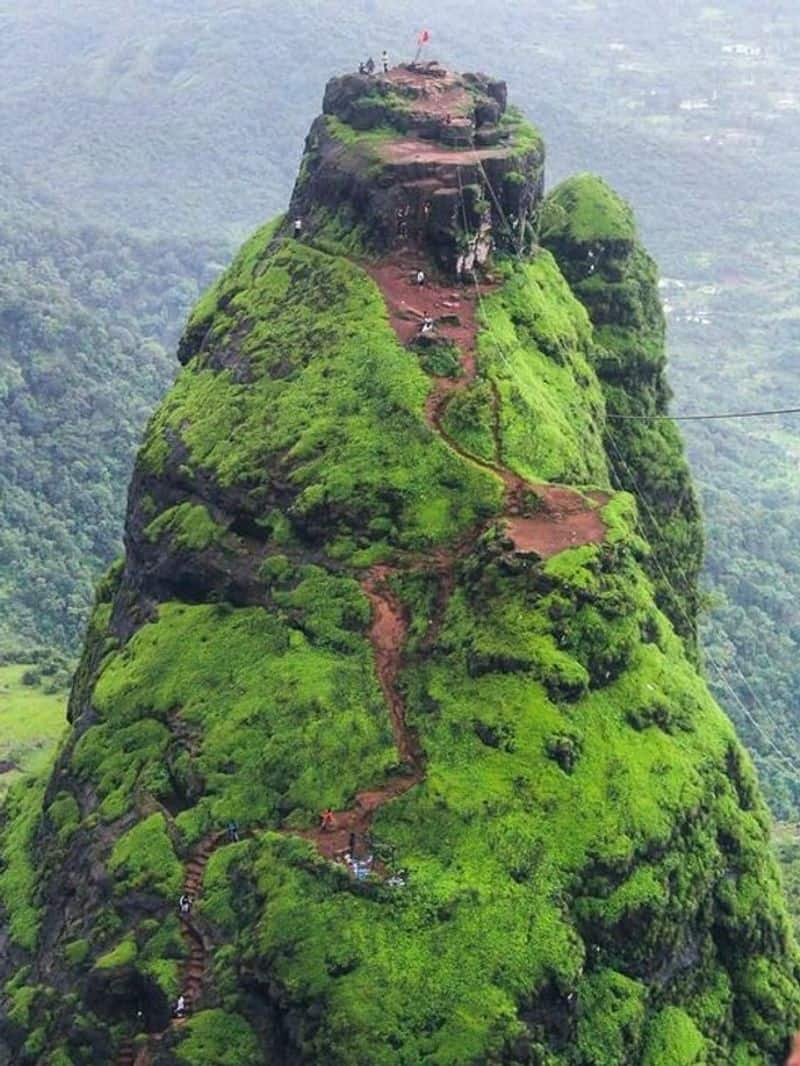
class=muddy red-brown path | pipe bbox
[369,252,608,555]
[116,243,609,1063]
[300,249,607,868]
[298,564,424,861]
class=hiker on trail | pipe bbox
[293,218,303,239]
[178,894,192,916]
[382,49,390,72]
[416,269,426,287]
[445,113,452,125]
[226,820,240,843]
[423,201,432,222]
[365,56,375,75]
[320,807,336,832]
[396,205,409,239]
[359,61,366,74]
[174,994,187,1018]
[421,315,435,334]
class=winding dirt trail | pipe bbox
[178,834,220,1013]
[299,250,608,871]
[116,244,610,1063]
[368,253,608,555]
[299,565,424,862]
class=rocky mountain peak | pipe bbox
[289,63,544,274]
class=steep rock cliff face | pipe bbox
[1,66,798,1066]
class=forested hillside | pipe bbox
[0,167,225,656]
[1,0,800,813]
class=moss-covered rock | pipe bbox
[541,173,704,659]
[1,65,797,1066]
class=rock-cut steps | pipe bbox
[114,832,225,1064]
[177,833,219,1014]
[116,1042,135,1066]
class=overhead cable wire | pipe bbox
[608,406,800,422]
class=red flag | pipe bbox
[418,29,430,45]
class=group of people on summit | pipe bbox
[359,50,390,76]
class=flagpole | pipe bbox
[414,30,430,67]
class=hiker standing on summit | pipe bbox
[382,49,390,72]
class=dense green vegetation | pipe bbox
[2,0,800,825]
[541,175,704,661]
[2,189,797,1058]
[0,4,799,1056]
[0,166,226,658]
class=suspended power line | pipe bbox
[607,406,800,422]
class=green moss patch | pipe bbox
[176,1009,260,1065]
[144,240,501,556]
[85,599,396,839]
[144,502,226,551]
[95,934,137,970]
[541,173,637,244]
[108,813,182,898]
[476,254,608,485]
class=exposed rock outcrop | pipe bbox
[289,64,544,273]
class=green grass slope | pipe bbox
[0,665,66,794]
[0,217,798,1063]
[541,174,704,660]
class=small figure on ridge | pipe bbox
[320,807,336,832]
[226,820,240,843]
[382,49,390,73]
[416,269,426,287]
[365,56,376,75]
[178,893,192,916]
[293,217,303,240]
